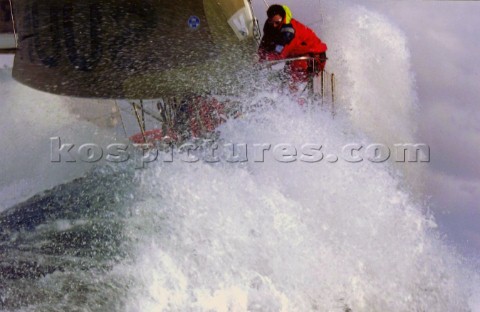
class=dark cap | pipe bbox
[267,4,286,19]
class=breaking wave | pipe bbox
[1,2,479,312]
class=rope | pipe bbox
[140,99,146,133]
[262,0,269,9]
[8,0,18,48]
[115,100,128,137]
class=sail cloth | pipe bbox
[0,0,16,50]
[11,0,257,99]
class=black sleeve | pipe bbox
[279,24,295,45]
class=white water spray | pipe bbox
[1,1,479,311]
[116,98,472,311]
[108,3,479,311]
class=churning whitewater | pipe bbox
[1,2,479,312]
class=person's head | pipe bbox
[267,4,286,29]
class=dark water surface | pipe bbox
[0,166,138,311]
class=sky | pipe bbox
[1,1,480,259]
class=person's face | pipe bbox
[268,14,283,29]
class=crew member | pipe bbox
[258,5,327,82]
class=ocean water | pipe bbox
[1,2,479,311]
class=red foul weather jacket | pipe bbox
[261,19,328,78]
[279,19,327,59]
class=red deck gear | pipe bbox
[129,96,227,144]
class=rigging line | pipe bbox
[248,0,262,45]
[115,100,128,138]
[140,99,146,134]
[262,0,269,9]
[8,0,18,48]
[118,101,163,124]
[131,102,147,143]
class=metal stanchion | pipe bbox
[263,56,335,113]
[321,69,325,101]
[331,73,336,117]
